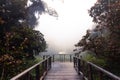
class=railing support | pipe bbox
[43,55,45,59]
[88,64,93,80]
[48,57,52,70]
[45,60,47,71]
[52,55,54,62]
[73,57,75,68]
[78,58,81,75]
[42,61,44,75]
[10,56,52,80]
[25,72,30,80]
[70,55,72,62]
[98,71,103,80]
[36,65,40,80]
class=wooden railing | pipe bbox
[10,56,52,80]
[73,56,120,80]
[41,54,73,62]
[10,54,73,80]
[52,54,73,62]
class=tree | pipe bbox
[0,26,47,79]
[89,0,120,63]
[0,0,50,79]
[76,0,120,75]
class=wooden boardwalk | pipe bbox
[45,62,81,80]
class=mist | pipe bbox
[35,0,97,54]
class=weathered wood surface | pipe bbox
[44,62,81,80]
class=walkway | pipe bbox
[45,62,81,80]
[10,55,120,80]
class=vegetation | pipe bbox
[75,0,120,75]
[0,0,57,79]
[79,51,106,67]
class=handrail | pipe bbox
[88,62,120,80]
[73,56,120,80]
[10,56,52,80]
[42,54,73,62]
[10,54,73,80]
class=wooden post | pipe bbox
[78,58,81,75]
[25,72,30,80]
[98,71,103,80]
[74,57,77,70]
[50,57,52,69]
[88,64,93,80]
[43,55,45,60]
[61,54,63,62]
[45,60,47,71]
[42,61,45,75]
[36,65,40,80]
[75,57,77,68]
[70,55,72,62]
[48,57,52,70]
[59,54,61,62]
[64,54,65,62]
[53,55,54,62]
[73,57,75,68]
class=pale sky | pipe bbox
[36,0,97,54]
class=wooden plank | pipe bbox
[44,62,81,80]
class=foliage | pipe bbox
[0,0,46,30]
[89,0,120,70]
[0,0,59,78]
[0,26,46,79]
[83,54,106,67]
[0,0,48,79]
[0,0,58,29]
[80,51,106,67]
[76,28,107,56]
[76,0,120,75]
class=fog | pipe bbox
[36,0,97,54]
